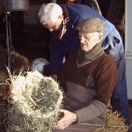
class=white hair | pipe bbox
[38,3,63,25]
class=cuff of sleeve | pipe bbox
[75,100,106,123]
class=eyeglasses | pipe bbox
[79,32,99,41]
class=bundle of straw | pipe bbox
[6,70,63,132]
[94,109,130,132]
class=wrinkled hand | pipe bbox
[53,109,77,130]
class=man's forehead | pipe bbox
[79,32,93,36]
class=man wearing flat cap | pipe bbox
[53,18,118,132]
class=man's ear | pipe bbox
[58,14,63,20]
[98,33,103,41]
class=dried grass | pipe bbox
[94,109,130,132]
[5,70,63,132]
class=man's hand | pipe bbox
[51,74,57,81]
[53,109,77,130]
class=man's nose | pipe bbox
[49,28,54,32]
[80,38,84,43]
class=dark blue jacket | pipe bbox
[49,4,124,75]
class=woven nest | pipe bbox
[94,109,130,132]
[5,70,63,132]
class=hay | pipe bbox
[94,109,130,132]
[0,47,29,99]
[6,70,63,132]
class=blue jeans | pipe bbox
[103,33,130,126]
[110,49,130,126]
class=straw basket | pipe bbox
[6,70,63,132]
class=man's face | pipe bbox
[43,15,63,32]
[78,32,102,53]
[44,21,62,32]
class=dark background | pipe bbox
[0,0,125,62]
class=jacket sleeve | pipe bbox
[49,35,66,75]
[75,99,106,122]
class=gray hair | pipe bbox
[38,3,63,25]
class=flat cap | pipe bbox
[76,18,104,33]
